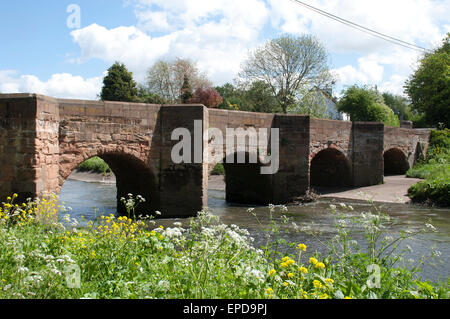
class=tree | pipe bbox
[337,85,400,127]
[238,34,334,113]
[180,75,193,103]
[405,33,450,128]
[136,84,167,104]
[189,87,223,108]
[244,81,281,113]
[382,92,413,121]
[100,62,138,102]
[288,87,332,119]
[215,83,246,110]
[146,58,212,103]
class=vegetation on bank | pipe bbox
[407,129,450,206]
[77,157,111,175]
[0,194,447,299]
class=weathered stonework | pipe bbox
[0,94,430,217]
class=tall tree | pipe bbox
[238,34,334,113]
[180,75,193,103]
[146,58,212,103]
[100,62,138,102]
[405,33,450,128]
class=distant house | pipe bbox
[311,87,347,121]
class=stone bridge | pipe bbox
[0,94,430,217]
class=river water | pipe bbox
[60,178,450,283]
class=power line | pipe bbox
[289,0,431,53]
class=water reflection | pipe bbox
[59,179,449,283]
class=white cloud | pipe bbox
[0,70,103,100]
[71,0,269,84]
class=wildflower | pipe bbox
[324,278,334,285]
[280,262,288,268]
[282,281,289,287]
[287,273,294,278]
[309,257,318,265]
[265,288,274,295]
[268,269,276,276]
[344,296,352,299]
[297,243,307,251]
[298,266,308,274]
[313,280,323,289]
[315,262,326,270]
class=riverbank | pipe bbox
[316,175,422,204]
[69,172,420,204]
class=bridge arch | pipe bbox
[221,152,272,205]
[310,147,352,187]
[59,150,160,217]
[383,148,410,176]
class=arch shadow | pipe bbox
[310,148,352,187]
[222,152,272,205]
[61,151,160,218]
[383,148,410,176]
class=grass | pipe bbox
[407,129,450,206]
[0,194,447,299]
[211,163,225,176]
[77,157,111,174]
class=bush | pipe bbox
[211,163,225,176]
[77,157,111,174]
[407,129,450,206]
[337,85,400,127]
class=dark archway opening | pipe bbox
[222,152,272,205]
[60,153,159,219]
[384,148,410,176]
[310,148,352,187]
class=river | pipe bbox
[60,178,450,283]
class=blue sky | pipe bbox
[1,0,449,99]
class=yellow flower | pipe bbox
[315,262,326,270]
[313,280,323,289]
[324,278,334,285]
[297,243,307,251]
[287,273,294,278]
[281,256,290,262]
[265,288,274,295]
[280,262,288,268]
[309,257,318,265]
[268,269,276,276]
[282,281,289,287]
[286,259,295,266]
[298,266,308,274]
[344,296,352,299]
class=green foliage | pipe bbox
[239,34,333,114]
[288,87,332,119]
[215,83,245,110]
[100,62,138,102]
[337,85,400,127]
[211,163,225,176]
[180,75,193,103]
[407,129,450,206]
[405,33,450,128]
[136,85,167,104]
[244,81,281,113]
[77,157,111,174]
[0,196,447,299]
[382,92,413,121]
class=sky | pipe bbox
[0,0,449,100]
